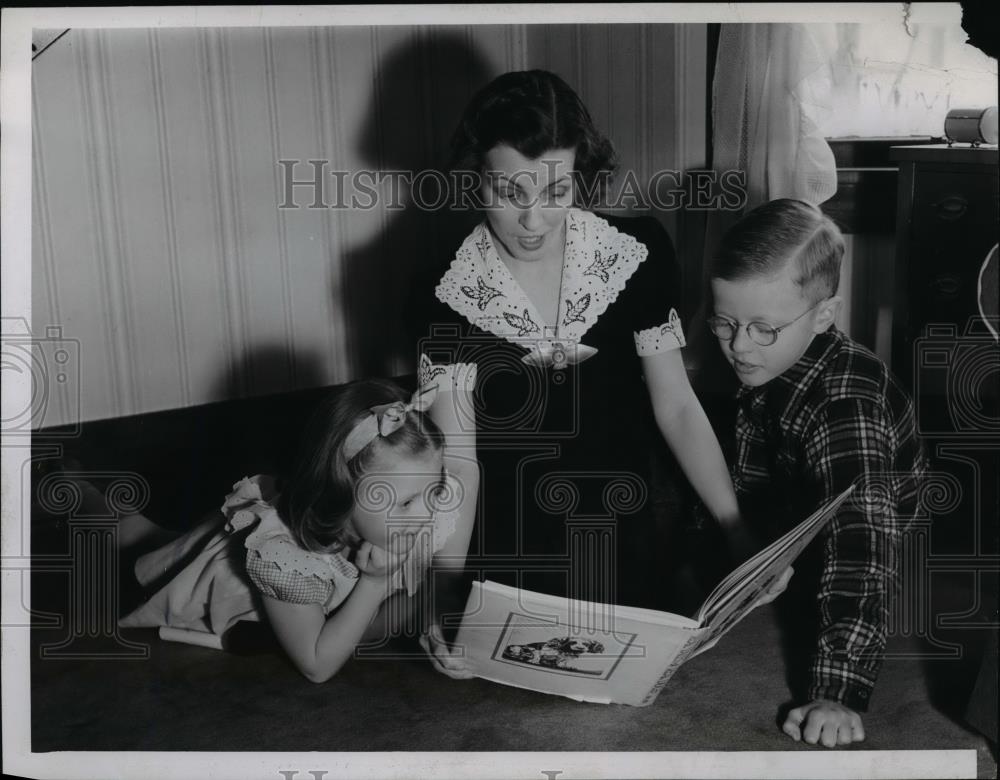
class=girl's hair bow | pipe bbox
[342,383,438,460]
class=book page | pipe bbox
[476,580,701,628]
[695,486,855,630]
[454,581,705,706]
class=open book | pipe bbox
[453,485,854,706]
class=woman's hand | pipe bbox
[354,540,407,579]
[419,623,475,680]
[721,519,759,566]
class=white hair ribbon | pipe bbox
[342,383,439,461]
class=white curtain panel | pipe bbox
[711,23,838,209]
[690,24,839,367]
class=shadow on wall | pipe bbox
[210,344,327,402]
[342,31,492,379]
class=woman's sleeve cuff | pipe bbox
[419,354,477,393]
[634,308,686,356]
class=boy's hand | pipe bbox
[419,623,475,680]
[782,699,865,747]
[354,540,407,579]
[753,566,793,608]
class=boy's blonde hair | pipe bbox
[711,199,845,302]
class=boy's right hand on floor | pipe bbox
[419,623,475,680]
[782,699,866,747]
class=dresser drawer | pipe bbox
[906,167,999,330]
[891,147,999,390]
[910,169,999,239]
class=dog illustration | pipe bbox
[502,635,605,672]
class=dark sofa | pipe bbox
[31,382,354,529]
[26,381,997,775]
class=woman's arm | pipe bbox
[622,216,755,561]
[428,385,479,570]
[422,384,479,678]
[641,348,742,531]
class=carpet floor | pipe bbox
[28,569,996,778]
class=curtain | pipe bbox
[691,16,997,380]
[711,23,838,212]
[690,24,838,387]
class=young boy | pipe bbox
[707,199,927,748]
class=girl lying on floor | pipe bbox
[118,377,473,683]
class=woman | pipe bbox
[413,70,743,668]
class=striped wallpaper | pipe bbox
[31,24,708,425]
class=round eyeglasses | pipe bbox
[706,303,820,347]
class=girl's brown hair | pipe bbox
[277,379,444,552]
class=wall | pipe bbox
[839,233,896,362]
[31,24,708,425]
[526,25,708,317]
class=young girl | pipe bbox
[119,378,464,683]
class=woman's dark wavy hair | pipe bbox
[450,69,618,206]
[277,379,445,554]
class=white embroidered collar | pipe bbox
[434,209,648,352]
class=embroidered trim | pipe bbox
[221,476,265,518]
[634,309,687,356]
[434,209,648,349]
[252,537,359,582]
[419,354,477,393]
[222,476,359,582]
[559,210,647,334]
[246,552,337,603]
[224,472,460,594]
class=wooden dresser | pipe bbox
[890,144,999,392]
[890,143,999,568]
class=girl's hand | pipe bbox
[419,623,475,680]
[354,540,407,579]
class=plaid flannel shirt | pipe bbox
[733,327,927,711]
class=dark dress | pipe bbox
[410,209,687,611]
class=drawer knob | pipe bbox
[933,195,969,220]
[930,274,963,296]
